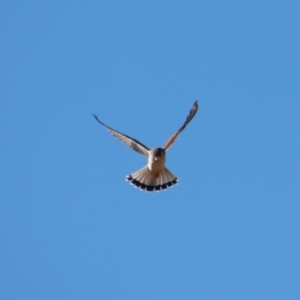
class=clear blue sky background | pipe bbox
[1,2,299,299]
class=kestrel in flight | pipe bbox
[93,101,199,192]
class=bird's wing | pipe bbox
[93,114,149,156]
[162,101,199,150]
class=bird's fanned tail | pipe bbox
[126,166,178,192]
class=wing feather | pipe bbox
[163,101,199,150]
[93,114,149,156]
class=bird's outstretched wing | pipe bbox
[93,114,150,156]
[162,101,199,150]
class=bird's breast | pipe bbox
[147,155,166,172]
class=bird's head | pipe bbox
[151,147,166,161]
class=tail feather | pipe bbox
[126,166,178,192]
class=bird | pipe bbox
[93,101,199,192]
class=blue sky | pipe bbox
[1,1,299,299]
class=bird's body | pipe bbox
[126,147,176,192]
[148,147,166,172]
[93,101,198,192]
